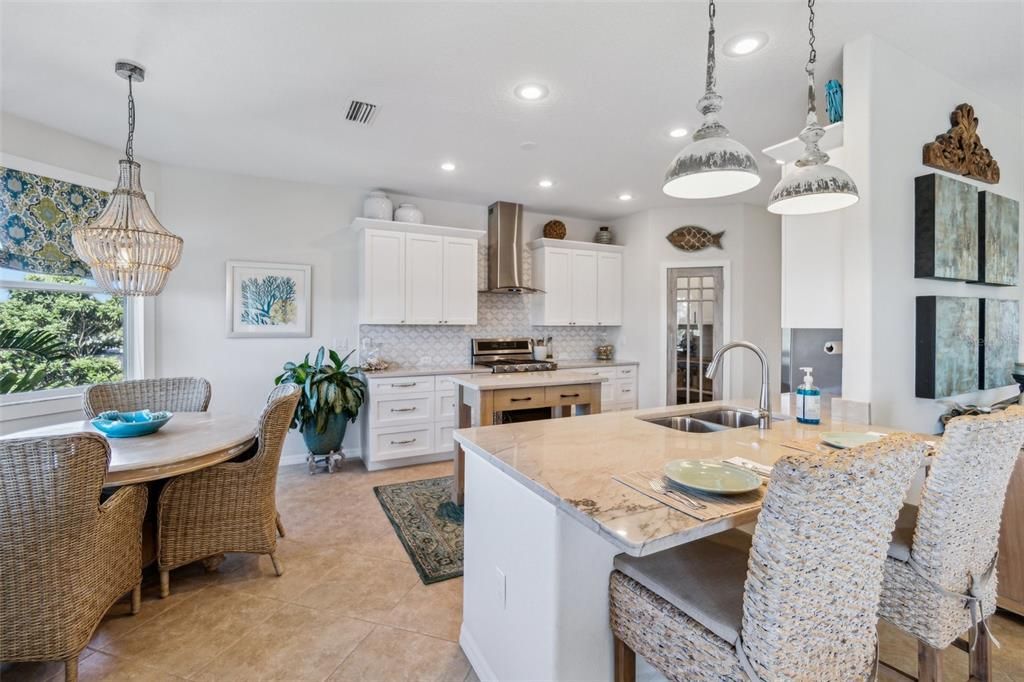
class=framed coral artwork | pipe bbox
[225,260,311,338]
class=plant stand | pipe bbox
[307,451,343,474]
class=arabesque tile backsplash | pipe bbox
[359,244,615,368]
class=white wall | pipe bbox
[614,203,782,409]
[842,36,1024,433]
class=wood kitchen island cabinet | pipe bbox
[448,371,606,504]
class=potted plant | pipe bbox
[274,347,366,471]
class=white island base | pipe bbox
[461,449,671,681]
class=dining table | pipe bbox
[2,411,258,487]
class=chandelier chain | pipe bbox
[125,75,135,162]
[807,0,817,66]
[709,0,715,23]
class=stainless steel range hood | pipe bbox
[485,201,542,294]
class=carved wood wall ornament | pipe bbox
[923,103,1000,184]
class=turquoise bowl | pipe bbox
[91,410,173,438]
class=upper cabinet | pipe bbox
[356,219,483,325]
[530,239,624,326]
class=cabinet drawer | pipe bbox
[543,385,594,407]
[615,378,636,402]
[435,422,456,454]
[576,366,618,380]
[435,392,457,421]
[370,393,433,427]
[370,426,435,462]
[437,374,471,394]
[493,387,546,412]
[616,365,637,379]
[370,376,436,395]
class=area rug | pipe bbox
[373,476,464,584]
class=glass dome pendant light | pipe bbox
[767,0,859,215]
[72,61,183,296]
[663,0,760,199]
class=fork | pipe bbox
[648,478,707,510]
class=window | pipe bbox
[0,266,128,395]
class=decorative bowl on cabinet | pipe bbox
[394,203,424,223]
[363,191,393,220]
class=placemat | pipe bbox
[613,470,766,521]
[779,437,839,454]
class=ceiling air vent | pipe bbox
[345,100,378,125]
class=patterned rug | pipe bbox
[373,476,464,584]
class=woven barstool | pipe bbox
[156,384,300,597]
[0,433,148,682]
[878,406,1024,682]
[82,376,212,418]
[609,434,928,682]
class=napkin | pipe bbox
[723,457,772,478]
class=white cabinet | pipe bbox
[571,363,638,411]
[362,229,406,324]
[356,220,483,326]
[530,239,624,327]
[596,252,623,326]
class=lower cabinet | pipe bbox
[362,374,470,471]
[571,364,639,411]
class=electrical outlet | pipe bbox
[495,567,507,610]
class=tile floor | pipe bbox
[3,457,1022,681]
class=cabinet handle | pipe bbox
[560,393,580,399]
[390,407,417,412]
[510,397,533,402]
[391,382,417,388]
[622,389,632,393]
[390,438,417,445]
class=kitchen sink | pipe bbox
[686,408,761,429]
[642,416,730,433]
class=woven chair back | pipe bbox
[740,434,927,681]
[912,406,1024,589]
[251,384,302,475]
[82,377,212,418]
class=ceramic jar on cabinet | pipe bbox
[394,203,424,224]
[363,191,393,220]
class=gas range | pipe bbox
[472,337,558,373]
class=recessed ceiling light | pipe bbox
[669,128,689,138]
[520,141,538,151]
[538,179,554,188]
[724,32,769,57]
[618,193,633,201]
[440,162,456,172]
[515,83,549,101]
[775,159,785,165]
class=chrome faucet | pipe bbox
[705,341,772,430]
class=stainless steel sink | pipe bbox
[686,409,761,429]
[642,416,730,433]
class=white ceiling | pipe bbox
[2,1,1021,220]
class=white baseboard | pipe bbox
[279,448,362,467]
[459,624,495,682]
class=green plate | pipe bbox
[820,432,884,449]
[663,459,762,496]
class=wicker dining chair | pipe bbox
[0,433,147,682]
[878,406,1024,682]
[82,377,212,418]
[156,384,301,597]
[609,434,928,682]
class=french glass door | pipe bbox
[667,267,724,405]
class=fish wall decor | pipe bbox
[666,225,725,252]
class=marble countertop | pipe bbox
[360,359,638,379]
[449,370,609,391]
[453,399,919,557]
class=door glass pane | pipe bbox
[669,268,723,406]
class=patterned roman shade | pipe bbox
[0,167,106,277]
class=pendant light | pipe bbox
[72,61,183,296]
[767,0,859,215]
[663,0,760,199]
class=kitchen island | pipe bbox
[448,370,606,504]
[453,401,916,681]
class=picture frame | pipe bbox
[226,260,311,338]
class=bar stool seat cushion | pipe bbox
[886,503,919,563]
[613,530,751,644]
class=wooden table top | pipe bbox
[2,412,257,486]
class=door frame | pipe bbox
[658,260,732,407]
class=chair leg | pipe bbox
[917,640,942,682]
[275,512,286,537]
[270,552,284,576]
[613,635,636,682]
[969,625,992,682]
[64,655,78,682]
[131,583,142,615]
[159,569,170,598]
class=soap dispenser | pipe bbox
[796,367,821,425]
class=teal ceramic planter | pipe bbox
[302,411,350,455]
